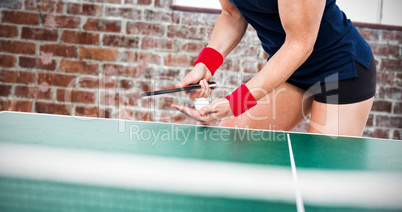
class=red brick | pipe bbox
[1,11,39,25]
[370,128,390,139]
[75,106,112,118]
[182,42,206,53]
[121,81,150,98]
[40,44,77,58]
[99,92,118,106]
[121,91,139,107]
[42,14,81,28]
[213,73,240,87]
[0,40,35,55]
[115,107,132,120]
[366,114,374,127]
[21,27,58,41]
[211,88,233,99]
[393,130,401,140]
[383,87,402,100]
[392,117,402,129]
[378,87,386,99]
[394,102,402,114]
[231,45,261,57]
[60,60,98,75]
[141,37,177,52]
[221,59,240,72]
[138,95,154,109]
[375,115,391,128]
[11,100,32,112]
[396,73,402,87]
[163,54,194,67]
[83,0,120,4]
[0,85,11,96]
[103,35,139,48]
[242,60,259,73]
[356,28,380,41]
[136,82,153,91]
[75,106,99,117]
[382,31,402,42]
[127,22,164,36]
[38,73,77,87]
[57,89,95,104]
[144,68,180,80]
[66,3,102,16]
[372,100,393,113]
[25,0,63,13]
[80,47,119,61]
[100,91,137,107]
[0,55,16,68]
[105,7,141,19]
[103,64,145,77]
[138,0,152,5]
[79,76,117,88]
[35,102,71,115]
[0,70,35,84]
[262,51,269,60]
[257,61,265,70]
[370,43,399,58]
[0,99,11,111]
[0,0,22,9]
[83,18,121,33]
[133,110,153,121]
[140,52,161,65]
[15,85,52,99]
[380,59,402,72]
[144,10,180,24]
[376,72,394,85]
[120,79,135,89]
[167,25,205,40]
[61,30,99,45]
[0,25,18,38]
[157,97,175,109]
[19,57,56,70]
[121,51,139,63]
[181,12,217,27]
[154,0,171,8]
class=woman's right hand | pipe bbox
[176,63,213,100]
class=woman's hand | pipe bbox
[171,98,233,125]
[176,63,213,100]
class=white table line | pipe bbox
[287,133,305,212]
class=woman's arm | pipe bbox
[246,0,326,100]
[172,0,327,122]
[207,0,248,57]
[176,0,248,99]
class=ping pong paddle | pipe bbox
[140,81,216,97]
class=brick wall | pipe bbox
[0,0,401,139]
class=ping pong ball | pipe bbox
[194,98,209,111]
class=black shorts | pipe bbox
[286,58,377,104]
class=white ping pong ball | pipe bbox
[194,98,209,111]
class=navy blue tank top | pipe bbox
[229,0,373,83]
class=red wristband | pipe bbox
[194,47,223,76]
[225,84,257,117]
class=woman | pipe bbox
[171,0,376,136]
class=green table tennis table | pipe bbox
[0,111,401,212]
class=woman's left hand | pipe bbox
[171,98,233,125]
